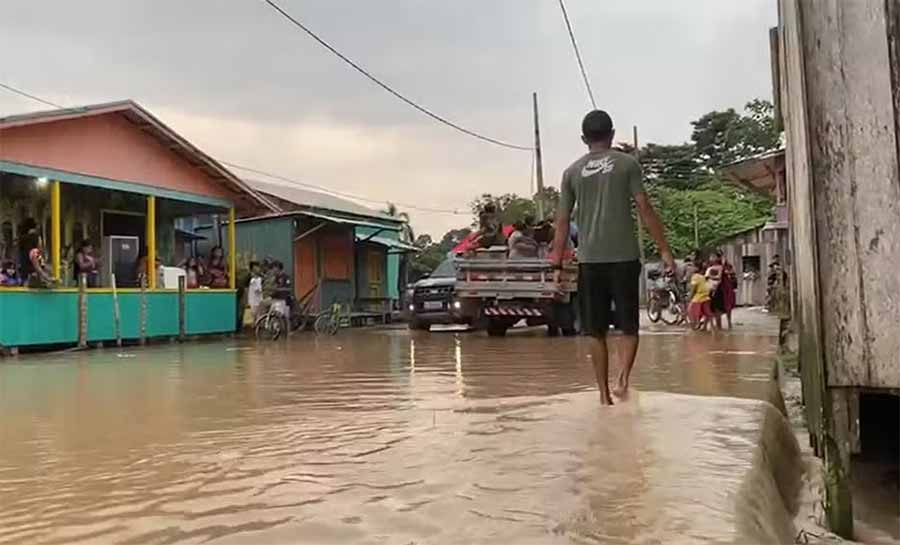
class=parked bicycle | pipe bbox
[314,300,351,336]
[255,299,291,341]
[646,270,685,325]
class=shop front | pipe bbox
[0,101,275,350]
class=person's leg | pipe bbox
[611,261,641,398]
[589,334,614,405]
[726,308,733,329]
[614,334,639,397]
[580,264,613,405]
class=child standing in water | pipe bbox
[688,262,714,330]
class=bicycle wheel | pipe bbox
[255,314,282,341]
[646,295,662,323]
[661,291,682,325]
[314,313,333,336]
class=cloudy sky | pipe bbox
[0,0,776,237]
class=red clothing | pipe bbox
[720,263,737,312]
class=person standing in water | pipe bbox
[552,110,675,405]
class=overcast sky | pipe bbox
[0,0,776,237]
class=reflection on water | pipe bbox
[0,323,798,544]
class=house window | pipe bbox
[742,255,761,274]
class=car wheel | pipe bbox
[408,318,430,331]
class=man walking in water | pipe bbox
[552,110,675,405]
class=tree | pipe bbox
[690,99,780,168]
[383,202,415,243]
[470,188,559,227]
[408,227,471,280]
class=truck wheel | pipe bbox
[487,323,508,337]
[408,318,430,331]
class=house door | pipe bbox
[294,237,317,304]
[367,249,384,298]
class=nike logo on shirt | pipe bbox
[581,157,616,177]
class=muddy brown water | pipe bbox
[0,316,804,544]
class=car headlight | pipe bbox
[408,304,415,312]
[453,301,462,310]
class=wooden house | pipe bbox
[0,101,276,351]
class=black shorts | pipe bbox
[578,261,641,337]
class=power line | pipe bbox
[260,0,533,151]
[0,83,64,109]
[557,0,596,109]
[0,81,471,216]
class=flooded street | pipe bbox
[0,310,800,544]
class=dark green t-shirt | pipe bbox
[560,149,644,263]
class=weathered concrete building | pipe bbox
[776,0,900,537]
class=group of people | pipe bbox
[244,258,292,323]
[0,230,55,288]
[178,246,229,289]
[686,252,737,330]
[471,204,576,260]
[0,229,232,290]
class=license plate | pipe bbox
[424,301,443,311]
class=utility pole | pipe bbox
[693,204,700,250]
[633,125,646,301]
[533,92,545,220]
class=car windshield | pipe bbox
[430,259,456,278]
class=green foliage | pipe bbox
[689,99,780,168]
[470,187,559,226]
[636,99,780,257]
[642,180,773,257]
[409,228,471,280]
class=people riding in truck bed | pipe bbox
[473,203,506,249]
[508,216,540,259]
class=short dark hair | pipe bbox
[582,110,614,143]
[249,261,260,269]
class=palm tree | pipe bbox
[384,202,415,244]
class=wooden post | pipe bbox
[50,180,61,280]
[228,207,237,290]
[532,92,546,220]
[693,204,700,250]
[178,275,186,342]
[111,273,122,348]
[78,273,88,348]
[146,195,157,289]
[139,275,147,346]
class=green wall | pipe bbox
[228,217,295,282]
[0,291,235,348]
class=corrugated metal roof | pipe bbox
[357,235,420,253]
[0,100,279,214]
[234,210,400,231]
[246,178,401,223]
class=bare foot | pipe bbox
[612,376,629,400]
[599,391,615,406]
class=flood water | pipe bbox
[0,312,803,544]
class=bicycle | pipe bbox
[314,300,350,336]
[255,299,290,341]
[646,271,685,325]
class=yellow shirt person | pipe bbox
[690,272,711,303]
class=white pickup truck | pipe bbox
[454,247,578,337]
